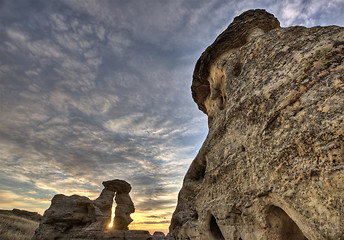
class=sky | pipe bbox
[0,0,343,234]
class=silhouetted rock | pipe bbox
[170,9,344,240]
[33,179,146,240]
[103,179,132,193]
[113,191,135,230]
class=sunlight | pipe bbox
[107,202,115,229]
[128,211,170,235]
[108,221,113,228]
[104,202,172,234]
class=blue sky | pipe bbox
[0,0,343,233]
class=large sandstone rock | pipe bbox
[33,179,144,240]
[170,9,344,240]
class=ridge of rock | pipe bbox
[0,209,42,222]
[170,9,344,240]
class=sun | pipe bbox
[108,220,113,229]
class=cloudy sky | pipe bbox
[0,0,343,234]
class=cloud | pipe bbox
[50,13,69,31]
[1,0,343,233]
[6,28,28,42]
[139,221,170,225]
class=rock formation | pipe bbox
[169,9,344,240]
[33,179,152,240]
[94,179,135,231]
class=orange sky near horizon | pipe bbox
[0,189,172,235]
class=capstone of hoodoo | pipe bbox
[33,179,144,240]
[170,9,344,240]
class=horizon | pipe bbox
[1,0,344,235]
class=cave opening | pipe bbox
[266,205,308,240]
[209,215,225,240]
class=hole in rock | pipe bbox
[192,212,199,220]
[108,199,115,228]
[209,215,225,240]
[266,206,308,240]
[233,62,243,77]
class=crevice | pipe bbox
[209,215,225,240]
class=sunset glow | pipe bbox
[108,221,113,229]
[129,211,171,235]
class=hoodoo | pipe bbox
[170,9,344,240]
[33,179,153,240]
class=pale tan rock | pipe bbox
[170,9,344,240]
[191,9,280,119]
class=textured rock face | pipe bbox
[114,192,135,230]
[192,9,280,124]
[102,179,135,230]
[170,9,344,240]
[33,179,141,240]
[103,179,132,193]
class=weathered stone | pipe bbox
[103,179,132,193]
[42,194,96,225]
[87,188,115,231]
[170,9,344,240]
[113,192,135,230]
[191,9,280,120]
[33,179,139,240]
[33,194,97,240]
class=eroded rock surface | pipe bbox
[170,9,344,240]
[192,9,280,124]
[33,179,146,240]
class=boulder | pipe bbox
[33,194,97,239]
[170,9,344,240]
